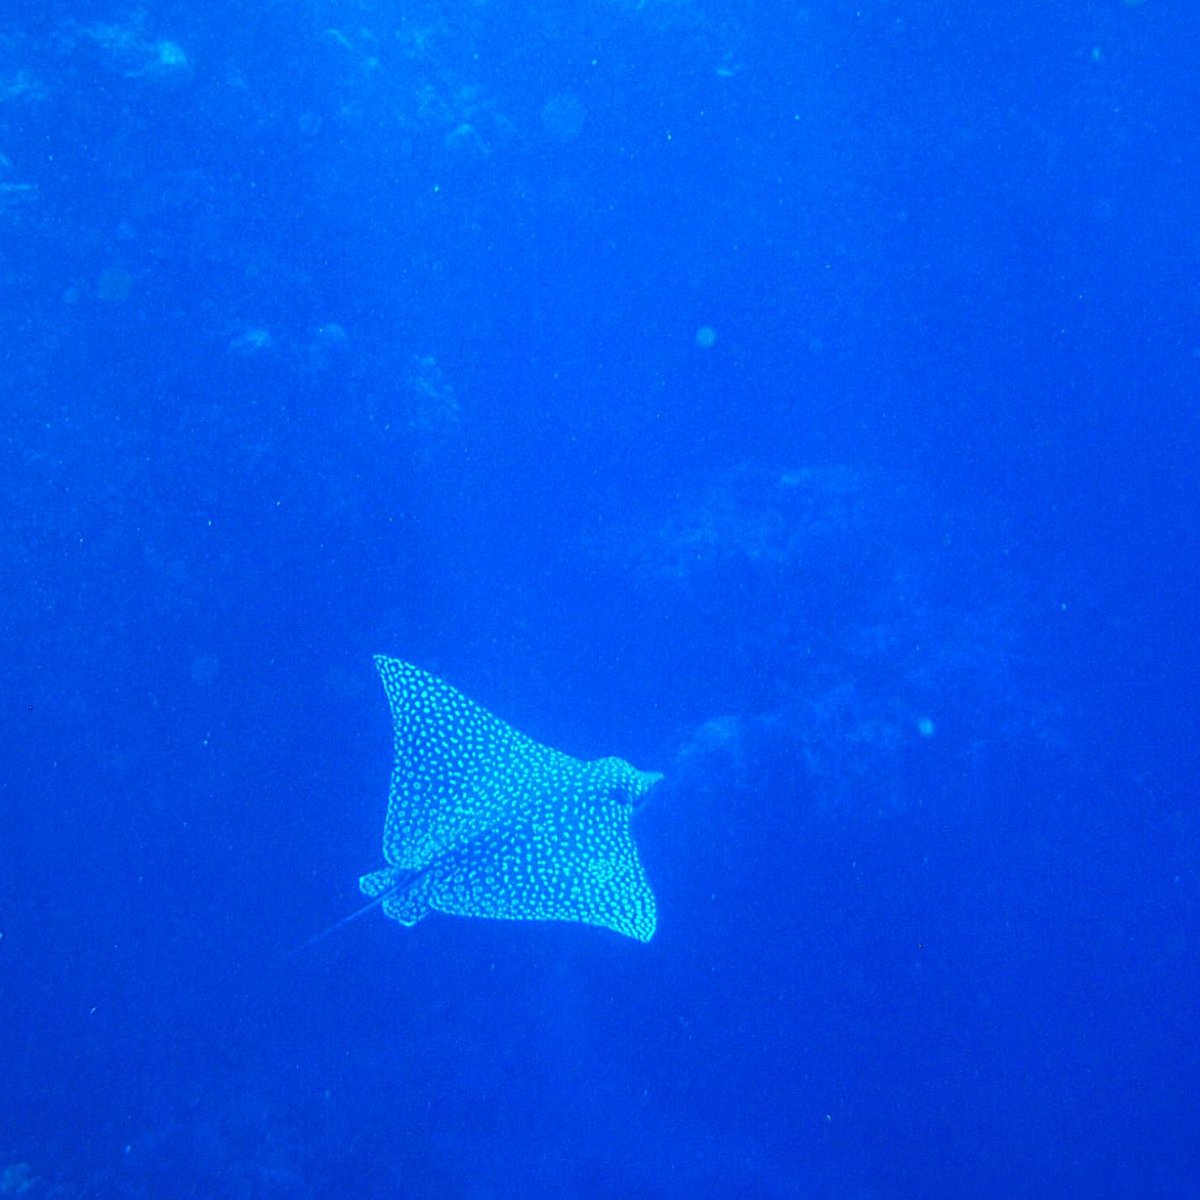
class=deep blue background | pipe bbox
[2,1,1197,1195]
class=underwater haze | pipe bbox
[1,0,1197,1196]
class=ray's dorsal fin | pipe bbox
[291,867,426,956]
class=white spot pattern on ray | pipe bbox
[359,657,660,941]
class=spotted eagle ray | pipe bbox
[356,656,661,942]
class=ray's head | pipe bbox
[593,756,664,812]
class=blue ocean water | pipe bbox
[1,0,1196,1195]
